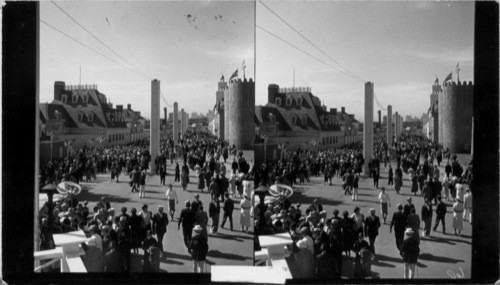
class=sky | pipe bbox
[40,1,255,119]
[256,1,474,122]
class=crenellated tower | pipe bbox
[440,81,474,153]
[224,78,255,150]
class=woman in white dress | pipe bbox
[240,195,251,233]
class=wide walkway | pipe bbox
[74,151,254,273]
[284,154,472,279]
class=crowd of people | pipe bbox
[38,129,254,273]
[254,131,473,279]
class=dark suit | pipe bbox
[221,198,234,230]
[152,212,169,252]
[390,210,407,251]
[178,207,195,247]
[364,215,381,254]
[433,201,447,233]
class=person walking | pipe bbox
[401,228,420,279]
[240,194,252,233]
[372,168,380,189]
[139,169,146,198]
[209,195,221,234]
[165,184,179,221]
[178,200,195,248]
[189,225,209,273]
[352,173,360,201]
[463,188,473,224]
[181,161,189,191]
[390,204,407,251]
[152,206,169,256]
[378,187,391,224]
[159,165,167,186]
[220,192,234,231]
[421,199,433,237]
[351,207,365,237]
[394,166,403,194]
[407,208,421,240]
[364,208,381,256]
[174,162,180,182]
[433,196,447,234]
[388,166,394,186]
[452,199,464,236]
[195,205,209,239]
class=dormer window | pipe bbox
[61,94,68,104]
[54,110,62,120]
[88,112,94,122]
[286,97,292,106]
[297,97,303,106]
[83,94,89,103]
[291,115,297,125]
[275,98,282,106]
[77,113,84,122]
[72,95,78,104]
[301,114,308,125]
[268,113,275,124]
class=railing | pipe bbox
[64,84,98,91]
[34,231,87,273]
[279,86,311,93]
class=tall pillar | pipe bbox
[180,108,185,137]
[394,112,399,139]
[438,90,443,144]
[387,105,392,145]
[150,79,160,173]
[364,82,374,176]
[224,87,230,143]
[186,113,190,131]
[173,102,179,144]
[164,107,167,124]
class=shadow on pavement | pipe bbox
[78,190,130,204]
[427,236,471,245]
[291,191,344,207]
[375,253,403,264]
[206,249,251,261]
[164,251,192,261]
[418,252,464,263]
[160,255,185,265]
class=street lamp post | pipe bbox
[254,183,269,236]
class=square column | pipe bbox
[173,102,179,144]
[387,105,392,145]
[364,82,374,176]
[150,80,160,173]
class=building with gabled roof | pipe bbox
[39,81,148,162]
[255,84,361,152]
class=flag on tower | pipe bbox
[434,76,439,85]
[242,60,246,69]
[229,69,238,80]
[443,72,452,83]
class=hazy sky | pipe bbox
[40,1,255,119]
[256,1,474,122]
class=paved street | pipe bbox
[285,154,472,279]
[73,151,254,273]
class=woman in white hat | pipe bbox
[401,228,419,279]
[189,225,209,273]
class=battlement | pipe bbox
[443,81,474,87]
[228,77,254,84]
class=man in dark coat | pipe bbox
[152,206,169,254]
[116,216,132,272]
[220,192,234,231]
[421,199,433,237]
[178,200,195,247]
[401,228,420,279]
[390,203,407,251]
[219,172,229,202]
[433,196,447,234]
[189,225,209,273]
[104,241,123,272]
[364,208,381,255]
[174,162,180,182]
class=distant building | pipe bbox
[39,81,147,162]
[255,84,361,154]
[210,75,227,139]
[191,112,198,119]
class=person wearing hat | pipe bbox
[401,228,420,279]
[378,187,391,224]
[421,198,433,237]
[166,184,179,221]
[364,208,381,255]
[295,227,315,278]
[153,206,169,255]
[452,198,464,236]
[139,168,147,198]
[189,225,209,273]
[240,194,252,233]
[310,198,323,213]
[117,215,132,272]
[141,230,159,272]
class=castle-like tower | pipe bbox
[216,75,227,140]
[440,81,474,153]
[224,78,255,150]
